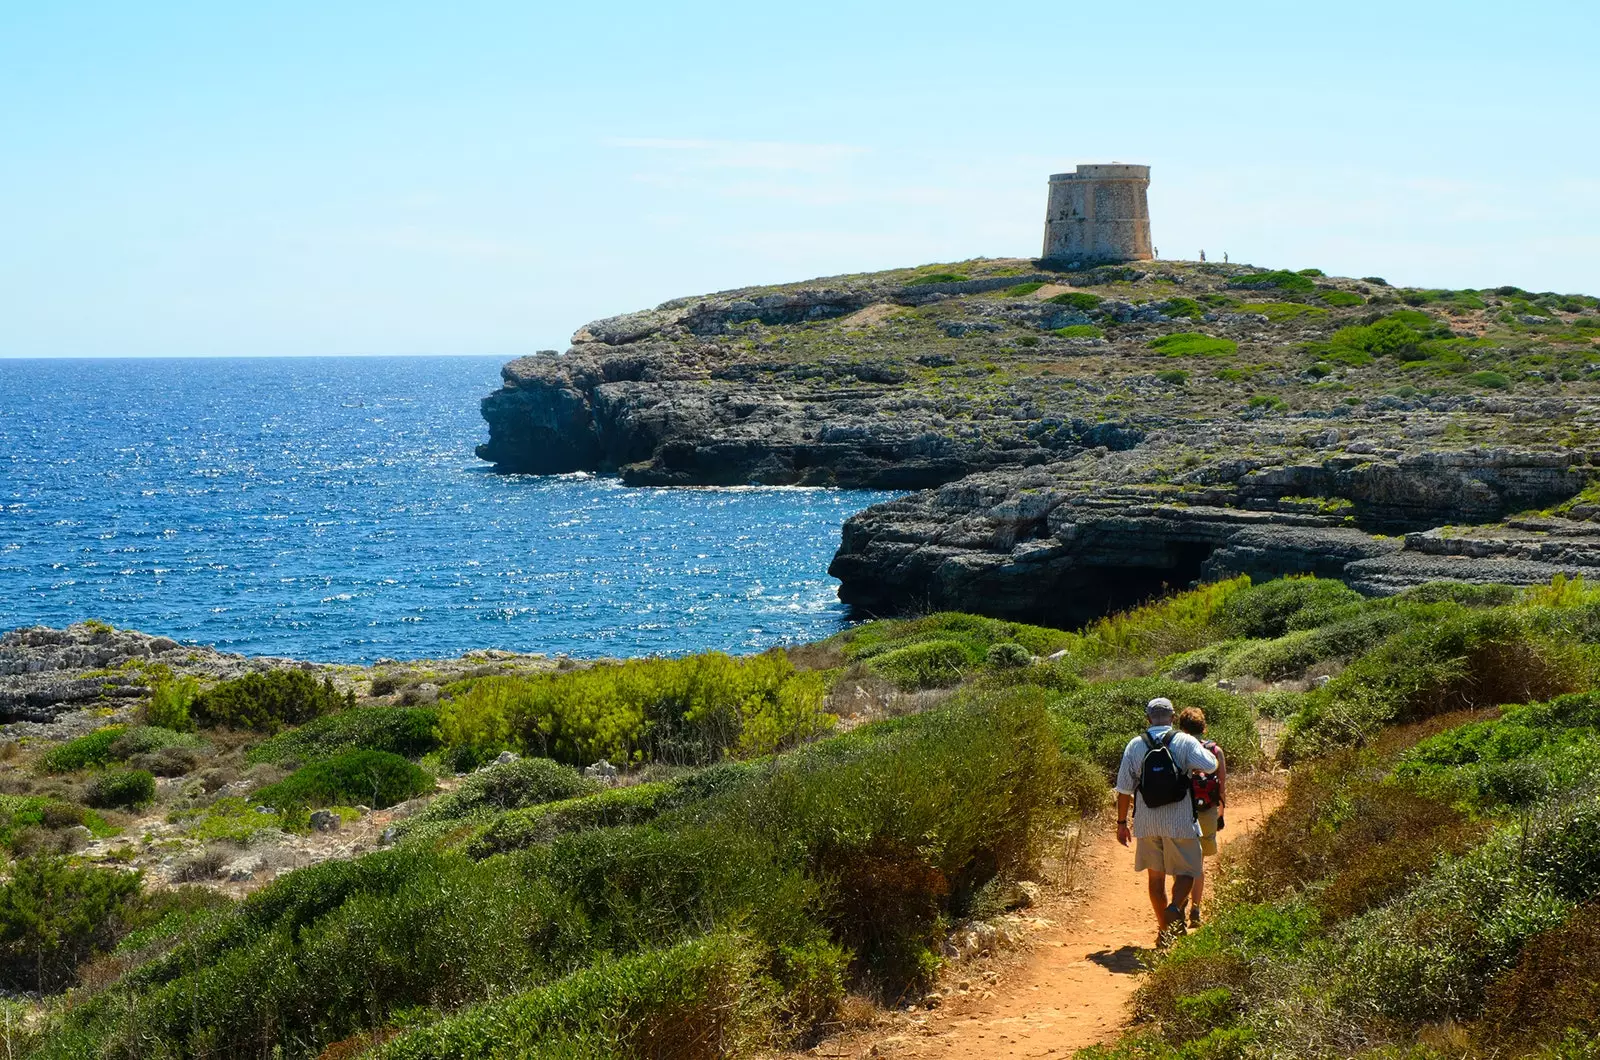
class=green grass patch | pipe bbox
[253,750,435,810]
[1151,333,1238,358]
[1046,291,1102,311]
[1002,281,1045,297]
[1053,324,1103,339]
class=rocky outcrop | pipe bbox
[0,623,318,734]
[480,258,1600,621]
[828,444,1600,624]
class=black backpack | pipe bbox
[1138,729,1191,808]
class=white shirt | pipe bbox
[1115,725,1219,839]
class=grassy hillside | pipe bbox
[8,574,1600,1055]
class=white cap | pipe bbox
[1146,697,1175,718]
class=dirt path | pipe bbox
[827,782,1284,1059]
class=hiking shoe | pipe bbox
[1189,908,1202,929]
[1157,905,1188,948]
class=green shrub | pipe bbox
[1003,281,1045,297]
[108,725,203,759]
[1469,369,1512,389]
[399,757,596,836]
[866,639,972,689]
[38,726,127,773]
[28,692,1070,1056]
[190,670,350,732]
[1054,323,1103,338]
[1219,610,1405,682]
[986,642,1033,668]
[466,781,679,858]
[1156,369,1188,385]
[1158,297,1205,320]
[375,932,769,1060]
[1335,798,1600,1025]
[1215,577,1365,639]
[253,750,434,810]
[145,674,199,730]
[1230,270,1316,293]
[1150,333,1238,358]
[246,707,440,766]
[1047,291,1102,310]
[85,769,155,811]
[437,651,834,768]
[1321,290,1364,307]
[906,272,967,285]
[1286,609,1587,760]
[0,856,145,992]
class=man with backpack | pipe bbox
[1177,706,1226,928]
[1114,697,1219,947]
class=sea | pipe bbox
[0,356,896,663]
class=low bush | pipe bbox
[1003,281,1045,297]
[1229,269,1317,293]
[398,757,596,836]
[1321,290,1364,307]
[1479,901,1600,1049]
[374,932,769,1059]
[253,750,434,810]
[866,638,972,689]
[1047,291,1102,310]
[906,272,967,285]
[466,781,679,858]
[437,651,834,768]
[85,769,156,811]
[108,725,204,759]
[1214,576,1364,639]
[145,674,199,730]
[1150,333,1238,358]
[1053,323,1103,338]
[190,669,351,732]
[0,857,144,992]
[1285,609,1587,760]
[38,726,127,773]
[246,707,440,766]
[1217,610,1406,682]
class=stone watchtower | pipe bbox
[1042,164,1152,264]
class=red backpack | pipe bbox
[1191,740,1223,810]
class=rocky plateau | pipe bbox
[478,258,1600,623]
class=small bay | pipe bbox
[0,356,894,662]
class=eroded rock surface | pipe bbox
[478,259,1600,619]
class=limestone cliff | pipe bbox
[479,259,1600,621]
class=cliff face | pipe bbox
[480,258,1600,621]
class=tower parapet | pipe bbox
[1042,164,1152,264]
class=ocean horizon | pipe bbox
[0,355,895,663]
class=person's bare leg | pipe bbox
[1168,873,1196,912]
[1147,869,1168,927]
[1190,862,1206,917]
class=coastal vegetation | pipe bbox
[7,573,1600,1054]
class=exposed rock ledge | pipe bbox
[478,258,1600,621]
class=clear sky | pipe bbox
[3,1,1597,358]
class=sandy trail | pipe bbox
[825,782,1284,1059]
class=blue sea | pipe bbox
[0,357,895,663]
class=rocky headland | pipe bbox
[479,259,1600,621]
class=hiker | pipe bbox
[1176,707,1226,928]
[1199,249,1206,262]
[1114,697,1218,946]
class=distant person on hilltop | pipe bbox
[1115,697,1219,947]
[1177,706,1226,928]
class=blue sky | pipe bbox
[2,1,1597,358]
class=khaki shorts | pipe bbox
[1197,807,1220,857]
[1134,835,1204,878]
